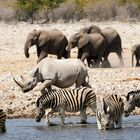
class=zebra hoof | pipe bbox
[36,118,41,122]
[47,122,57,126]
[78,121,88,124]
[2,127,6,133]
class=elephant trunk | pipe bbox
[66,43,73,51]
[24,41,31,58]
[13,77,24,88]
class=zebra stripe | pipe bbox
[96,94,124,130]
[35,87,96,125]
[0,109,6,132]
[124,90,140,117]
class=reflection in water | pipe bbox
[0,116,140,140]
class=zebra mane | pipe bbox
[36,98,39,107]
[36,89,58,107]
[127,90,140,100]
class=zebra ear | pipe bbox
[121,95,127,102]
[102,98,108,114]
[126,94,130,101]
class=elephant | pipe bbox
[24,29,69,63]
[13,58,91,94]
[79,25,124,67]
[67,32,108,67]
[79,25,101,34]
[131,44,140,67]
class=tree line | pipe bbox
[1,0,140,23]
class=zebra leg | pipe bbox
[2,124,6,132]
[60,107,65,126]
[80,109,87,124]
[115,116,122,129]
[45,108,53,126]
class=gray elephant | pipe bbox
[67,32,108,67]
[79,25,124,67]
[79,25,101,34]
[131,44,140,67]
[13,58,91,93]
[24,29,69,63]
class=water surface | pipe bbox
[0,115,140,140]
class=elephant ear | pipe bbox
[37,31,50,47]
[77,34,89,49]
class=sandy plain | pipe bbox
[0,21,140,118]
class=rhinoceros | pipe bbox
[13,58,91,93]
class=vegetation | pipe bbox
[0,0,140,22]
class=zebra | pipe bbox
[96,94,124,130]
[35,87,96,126]
[0,109,6,132]
[123,90,140,117]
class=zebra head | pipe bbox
[101,99,113,129]
[97,96,113,130]
[123,93,136,117]
[35,98,45,122]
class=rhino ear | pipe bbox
[21,75,25,82]
[106,106,110,113]
[34,68,39,77]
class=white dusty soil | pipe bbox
[0,21,140,118]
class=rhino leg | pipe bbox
[40,79,54,94]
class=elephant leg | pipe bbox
[57,48,64,59]
[102,53,111,68]
[103,58,111,68]
[86,57,94,67]
[116,51,124,66]
[37,51,48,63]
[81,53,89,64]
[62,50,70,58]
[77,50,82,59]
[136,55,140,66]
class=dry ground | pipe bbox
[0,21,140,118]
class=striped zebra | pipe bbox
[96,94,124,130]
[35,87,96,126]
[123,90,140,117]
[0,109,6,132]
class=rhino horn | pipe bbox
[13,77,24,88]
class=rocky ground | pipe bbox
[0,21,140,118]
